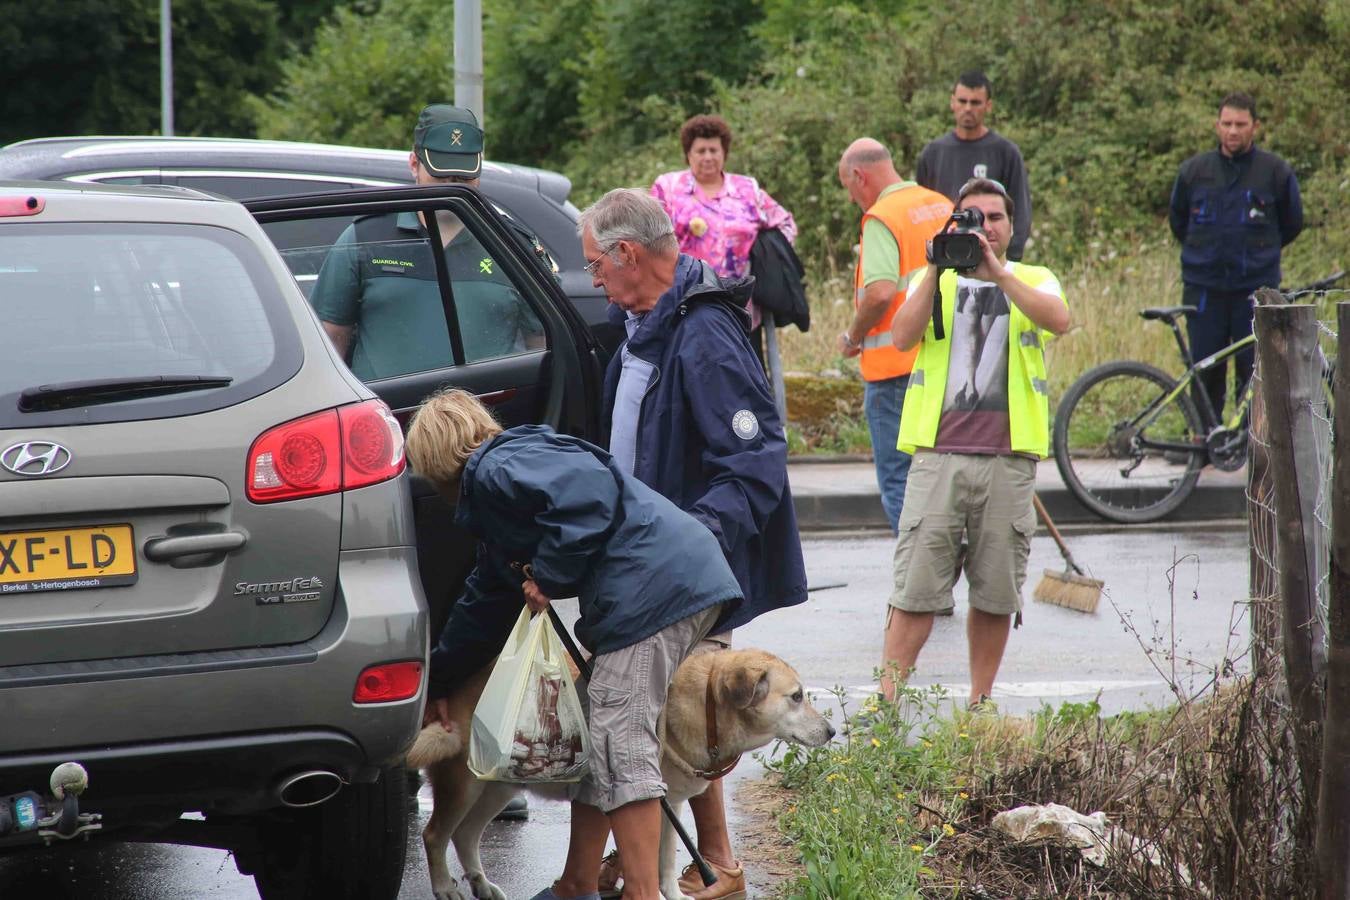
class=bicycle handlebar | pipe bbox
[1284,270,1347,296]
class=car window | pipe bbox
[171,175,357,200]
[94,175,157,186]
[441,219,545,364]
[0,223,300,427]
[266,208,543,381]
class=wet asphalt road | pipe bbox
[0,524,1249,898]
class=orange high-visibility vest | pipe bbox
[853,183,952,381]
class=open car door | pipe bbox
[246,184,604,633]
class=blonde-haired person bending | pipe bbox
[407,389,743,900]
[405,388,503,488]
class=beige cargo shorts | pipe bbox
[889,451,1037,616]
[572,602,723,813]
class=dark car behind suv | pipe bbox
[0,135,621,355]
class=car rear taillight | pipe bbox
[247,399,405,503]
[353,661,424,703]
[338,400,406,490]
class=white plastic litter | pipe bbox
[991,802,1202,892]
[992,802,1112,865]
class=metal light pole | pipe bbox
[762,312,789,424]
[160,0,174,136]
[453,0,483,124]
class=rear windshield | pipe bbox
[0,223,301,427]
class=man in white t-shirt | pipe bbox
[884,178,1069,706]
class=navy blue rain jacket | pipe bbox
[601,255,808,632]
[427,426,741,697]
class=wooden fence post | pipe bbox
[1316,301,1350,896]
[1253,303,1327,799]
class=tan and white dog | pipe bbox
[408,647,835,900]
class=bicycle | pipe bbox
[1052,270,1348,524]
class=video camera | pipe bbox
[925,206,986,340]
[927,207,985,275]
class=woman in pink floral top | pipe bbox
[651,115,797,343]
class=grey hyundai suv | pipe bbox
[0,176,603,897]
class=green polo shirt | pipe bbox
[310,211,537,380]
[860,181,914,286]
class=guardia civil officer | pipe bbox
[310,104,547,382]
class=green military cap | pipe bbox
[413,104,484,178]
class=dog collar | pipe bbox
[695,670,742,780]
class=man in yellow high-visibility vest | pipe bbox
[884,178,1070,707]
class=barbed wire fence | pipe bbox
[1247,285,1350,891]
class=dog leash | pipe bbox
[509,561,719,889]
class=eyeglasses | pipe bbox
[957,177,1009,201]
[584,242,618,277]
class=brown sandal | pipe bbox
[598,848,624,899]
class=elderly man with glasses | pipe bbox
[527,188,805,900]
[884,177,1069,709]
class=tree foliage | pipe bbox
[572,0,764,145]
[11,0,1349,280]
[482,0,592,165]
[562,0,1350,275]
[249,0,448,149]
[253,0,766,165]
[0,0,285,144]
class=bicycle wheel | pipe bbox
[1053,361,1206,523]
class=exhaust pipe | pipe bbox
[275,770,344,808]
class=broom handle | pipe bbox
[514,563,719,889]
[1030,494,1085,576]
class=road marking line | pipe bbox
[807,679,1162,701]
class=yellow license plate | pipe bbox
[0,524,138,594]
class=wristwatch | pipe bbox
[840,331,860,350]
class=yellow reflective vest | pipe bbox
[897,263,1065,458]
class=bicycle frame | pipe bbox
[1186,332,1256,432]
[1122,320,1253,456]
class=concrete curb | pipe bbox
[789,459,1247,531]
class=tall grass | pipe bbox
[765,676,1313,897]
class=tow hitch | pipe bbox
[0,762,102,844]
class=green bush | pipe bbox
[250,0,1350,285]
[250,0,448,149]
[246,0,1350,407]
[561,0,1350,279]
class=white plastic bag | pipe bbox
[468,607,590,782]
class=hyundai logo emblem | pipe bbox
[0,441,72,476]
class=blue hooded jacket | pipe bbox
[602,255,808,632]
[427,425,742,697]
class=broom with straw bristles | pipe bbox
[1030,493,1104,613]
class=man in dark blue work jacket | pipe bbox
[1169,91,1303,419]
